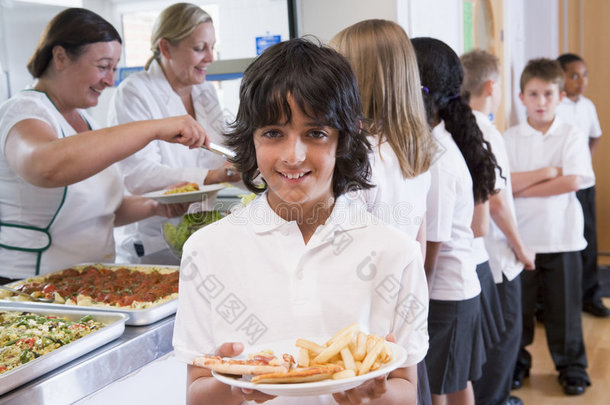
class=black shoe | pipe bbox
[559,376,588,395]
[583,301,610,317]
[511,367,529,390]
[506,396,523,405]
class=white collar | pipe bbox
[147,59,209,103]
[241,192,369,236]
[521,115,564,137]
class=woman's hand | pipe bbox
[156,115,209,149]
[331,334,396,404]
[205,162,241,185]
[214,342,277,403]
[152,201,190,218]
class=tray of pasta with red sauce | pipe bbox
[0,264,179,326]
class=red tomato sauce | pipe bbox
[17,266,179,307]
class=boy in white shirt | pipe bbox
[504,58,594,396]
[172,38,429,405]
[461,49,535,405]
[555,53,608,317]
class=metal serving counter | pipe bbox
[0,314,175,404]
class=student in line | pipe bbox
[505,58,594,396]
[172,38,429,405]
[461,49,535,405]
[413,37,498,405]
[330,19,435,405]
[555,53,608,318]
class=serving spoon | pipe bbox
[0,285,55,303]
[201,142,237,160]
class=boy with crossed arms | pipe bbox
[504,58,594,396]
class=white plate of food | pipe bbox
[142,183,225,204]
[200,324,408,397]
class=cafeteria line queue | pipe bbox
[0,2,608,404]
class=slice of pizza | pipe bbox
[251,364,344,384]
[194,351,295,375]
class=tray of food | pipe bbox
[0,264,179,326]
[0,305,127,396]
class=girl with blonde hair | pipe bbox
[331,19,435,405]
[331,19,434,247]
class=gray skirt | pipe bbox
[425,295,486,394]
[476,261,506,351]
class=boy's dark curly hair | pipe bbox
[412,37,498,203]
[557,53,584,71]
[225,38,372,197]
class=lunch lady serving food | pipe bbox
[0,8,209,282]
[173,38,429,405]
[108,3,240,264]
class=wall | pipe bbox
[296,0,397,42]
[560,0,610,259]
[504,0,559,126]
[0,1,66,101]
[296,0,463,54]
[401,0,463,53]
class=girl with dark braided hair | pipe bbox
[412,37,499,405]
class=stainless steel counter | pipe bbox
[0,314,175,404]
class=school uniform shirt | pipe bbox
[0,91,122,278]
[503,116,594,253]
[107,59,226,256]
[473,111,524,283]
[358,135,431,240]
[426,121,480,301]
[556,95,602,184]
[173,194,429,405]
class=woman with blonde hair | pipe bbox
[109,2,240,264]
[331,19,435,405]
[331,19,434,246]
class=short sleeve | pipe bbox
[392,248,429,366]
[562,127,595,189]
[0,95,60,155]
[426,161,455,242]
[588,101,602,138]
[172,236,216,363]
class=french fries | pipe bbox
[296,338,325,356]
[296,323,394,380]
[297,347,310,367]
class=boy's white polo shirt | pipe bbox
[426,121,480,301]
[556,95,602,184]
[359,135,431,240]
[556,96,602,139]
[173,193,429,403]
[504,116,594,253]
[474,111,524,283]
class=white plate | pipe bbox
[141,183,225,204]
[211,337,407,397]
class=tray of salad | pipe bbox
[0,306,126,396]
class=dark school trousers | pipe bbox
[474,274,522,405]
[577,186,603,305]
[517,251,588,379]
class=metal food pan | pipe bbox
[0,264,179,326]
[0,305,127,396]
